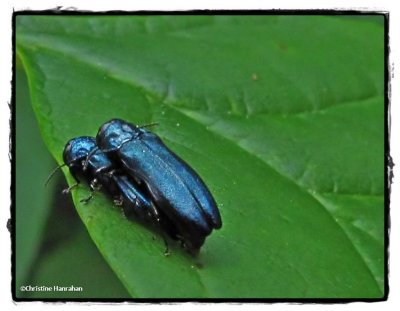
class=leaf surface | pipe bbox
[16,15,385,298]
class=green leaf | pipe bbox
[16,15,385,298]
[26,218,130,299]
[15,63,55,293]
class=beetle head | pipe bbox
[96,119,142,151]
[63,136,97,166]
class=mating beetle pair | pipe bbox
[60,119,222,253]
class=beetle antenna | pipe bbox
[138,122,159,129]
[45,163,66,186]
[83,147,99,171]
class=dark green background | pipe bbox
[15,14,386,299]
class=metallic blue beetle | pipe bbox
[94,119,222,250]
[63,136,170,228]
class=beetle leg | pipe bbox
[113,195,123,206]
[163,239,170,256]
[90,178,102,191]
[62,182,79,194]
[106,169,121,178]
[62,178,101,206]
[107,169,116,177]
[82,147,99,171]
[81,179,101,204]
[80,192,94,204]
[146,203,170,256]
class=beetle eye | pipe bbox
[122,123,134,133]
